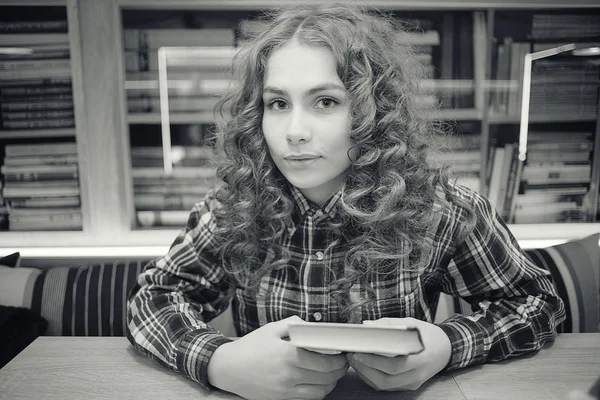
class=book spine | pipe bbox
[4,142,77,157]
[3,171,79,182]
[0,59,70,71]
[1,118,75,129]
[1,109,74,121]
[0,20,68,33]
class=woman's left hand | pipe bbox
[347,317,452,391]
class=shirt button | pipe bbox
[315,251,324,260]
[315,210,324,218]
[313,312,323,321]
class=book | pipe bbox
[3,154,78,166]
[4,142,77,157]
[123,28,235,50]
[0,33,69,46]
[0,20,68,33]
[287,322,424,356]
[0,59,70,71]
[136,210,189,227]
[7,196,80,208]
[487,146,506,211]
[1,118,74,130]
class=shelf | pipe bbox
[115,0,600,10]
[128,112,215,124]
[488,113,598,124]
[0,223,598,258]
[0,128,76,139]
[433,109,483,121]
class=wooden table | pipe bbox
[0,334,598,400]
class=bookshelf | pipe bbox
[0,0,598,251]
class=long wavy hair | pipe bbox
[212,3,477,321]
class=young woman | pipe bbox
[127,4,565,400]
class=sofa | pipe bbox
[1,233,598,367]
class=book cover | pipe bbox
[288,322,424,357]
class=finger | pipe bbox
[296,349,348,372]
[352,359,419,391]
[266,315,304,338]
[352,353,415,375]
[286,382,337,400]
[294,363,349,385]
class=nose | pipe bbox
[285,108,312,145]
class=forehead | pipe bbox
[263,41,343,88]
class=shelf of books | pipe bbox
[484,9,600,225]
[0,4,83,232]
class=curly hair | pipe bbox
[212,2,477,321]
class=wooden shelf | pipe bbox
[128,112,215,124]
[433,109,483,121]
[116,0,600,10]
[0,128,76,139]
[0,222,597,251]
[488,113,598,124]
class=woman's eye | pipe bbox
[268,100,289,111]
[316,97,338,109]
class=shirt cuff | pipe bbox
[438,316,488,371]
[175,328,234,390]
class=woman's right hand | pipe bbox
[207,315,349,400]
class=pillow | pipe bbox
[0,305,48,368]
[0,252,21,268]
[525,233,600,333]
[0,265,42,308]
[27,260,149,336]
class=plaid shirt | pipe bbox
[127,183,565,390]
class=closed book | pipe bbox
[288,322,424,357]
[132,167,215,179]
[0,20,68,33]
[1,118,74,130]
[136,210,189,227]
[4,142,77,157]
[7,196,80,208]
[127,96,220,113]
[0,33,69,46]
[0,49,70,60]
[0,77,71,88]
[0,67,71,80]
[2,170,78,183]
[134,193,201,211]
[1,109,74,121]
[3,154,78,166]
[123,28,235,50]
[1,85,72,97]
[0,59,70,71]
[0,99,73,111]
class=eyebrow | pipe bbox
[262,83,346,97]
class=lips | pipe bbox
[285,155,320,161]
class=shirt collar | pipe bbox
[288,184,342,220]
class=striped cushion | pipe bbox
[29,261,148,336]
[525,234,600,333]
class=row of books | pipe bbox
[487,130,594,224]
[0,20,75,132]
[132,145,215,227]
[0,142,82,231]
[124,27,235,119]
[489,39,600,118]
[428,132,481,193]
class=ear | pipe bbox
[0,252,21,268]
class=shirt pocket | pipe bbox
[362,281,430,322]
